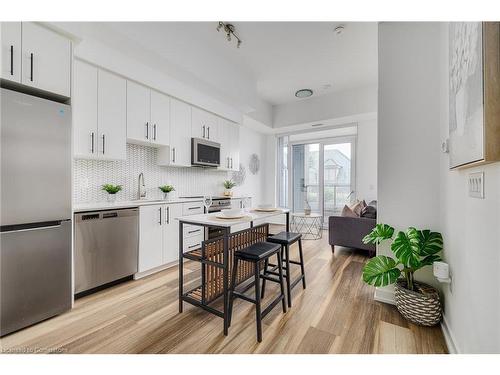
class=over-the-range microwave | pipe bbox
[191,138,221,167]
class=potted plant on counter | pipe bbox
[223,180,236,197]
[159,184,175,200]
[102,184,122,202]
[362,224,444,326]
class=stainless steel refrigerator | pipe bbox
[1,88,72,336]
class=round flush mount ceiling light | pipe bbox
[295,89,313,98]
[334,25,345,35]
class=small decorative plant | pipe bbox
[159,184,175,200]
[223,180,237,190]
[223,180,236,197]
[102,184,122,202]
[362,224,443,291]
[102,184,122,195]
[159,185,175,194]
[361,224,444,326]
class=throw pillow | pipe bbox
[341,205,358,218]
[361,205,377,219]
[351,200,364,216]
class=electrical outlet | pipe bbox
[468,172,484,198]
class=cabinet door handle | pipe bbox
[202,125,205,138]
[230,158,233,169]
[90,132,95,153]
[159,207,162,225]
[172,147,176,163]
[153,124,157,141]
[102,134,106,154]
[188,229,201,234]
[10,45,14,76]
[166,206,170,224]
[207,126,210,139]
[188,206,202,210]
[30,53,33,82]
[145,122,149,140]
[188,244,199,249]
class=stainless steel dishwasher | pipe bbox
[74,208,139,294]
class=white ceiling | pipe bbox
[99,22,378,106]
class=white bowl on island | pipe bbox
[220,209,245,218]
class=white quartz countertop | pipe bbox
[73,196,251,213]
[176,208,289,227]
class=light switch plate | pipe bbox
[468,172,484,198]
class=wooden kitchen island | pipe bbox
[177,209,290,335]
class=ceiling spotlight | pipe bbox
[295,89,313,98]
[334,25,345,35]
[216,22,242,48]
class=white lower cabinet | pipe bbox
[138,201,204,275]
[138,205,163,273]
[162,203,182,264]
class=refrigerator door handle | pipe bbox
[1,223,61,234]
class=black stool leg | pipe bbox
[261,258,269,298]
[276,251,287,313]
[298,239,306,289]
[284,244,292,308]
[254,261,263,342]
[228,257,239,327]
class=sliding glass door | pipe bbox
[290,137,355,223]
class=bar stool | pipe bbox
[262,232,305,308]
[228,241,287,342]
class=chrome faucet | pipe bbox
[138,173,146,200]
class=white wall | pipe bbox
[378,22,500,354]
[377,22,443,299]
[437,23,500,354]
[356,119,378,202]
[230,125,268,206]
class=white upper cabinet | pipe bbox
[150,90,170,146]
[73,60,126,161]
[127,81,170,147]
[230,123,240,171]
[73,60,98,159]
[166,98,192,167]
[21,23,71,97]
[218,117,231,170]
[192,107,218,142]
[98,70,127,160]
[126,81,150,144]
[1,22,22,83]
[218,119,240,171]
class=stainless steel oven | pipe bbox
[191,138,221,167]
[206,197,231,239]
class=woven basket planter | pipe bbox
[394,279,442,326]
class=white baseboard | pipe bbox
[441,315,459,354]
[134,261,176,280]
[374,287,396,305]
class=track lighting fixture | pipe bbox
[216,22,242,48]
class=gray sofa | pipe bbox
[328,202,377,256]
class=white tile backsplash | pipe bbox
[73,144,229,204]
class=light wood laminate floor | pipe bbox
[0,228,447,354]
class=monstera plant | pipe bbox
[361,224,443,291]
